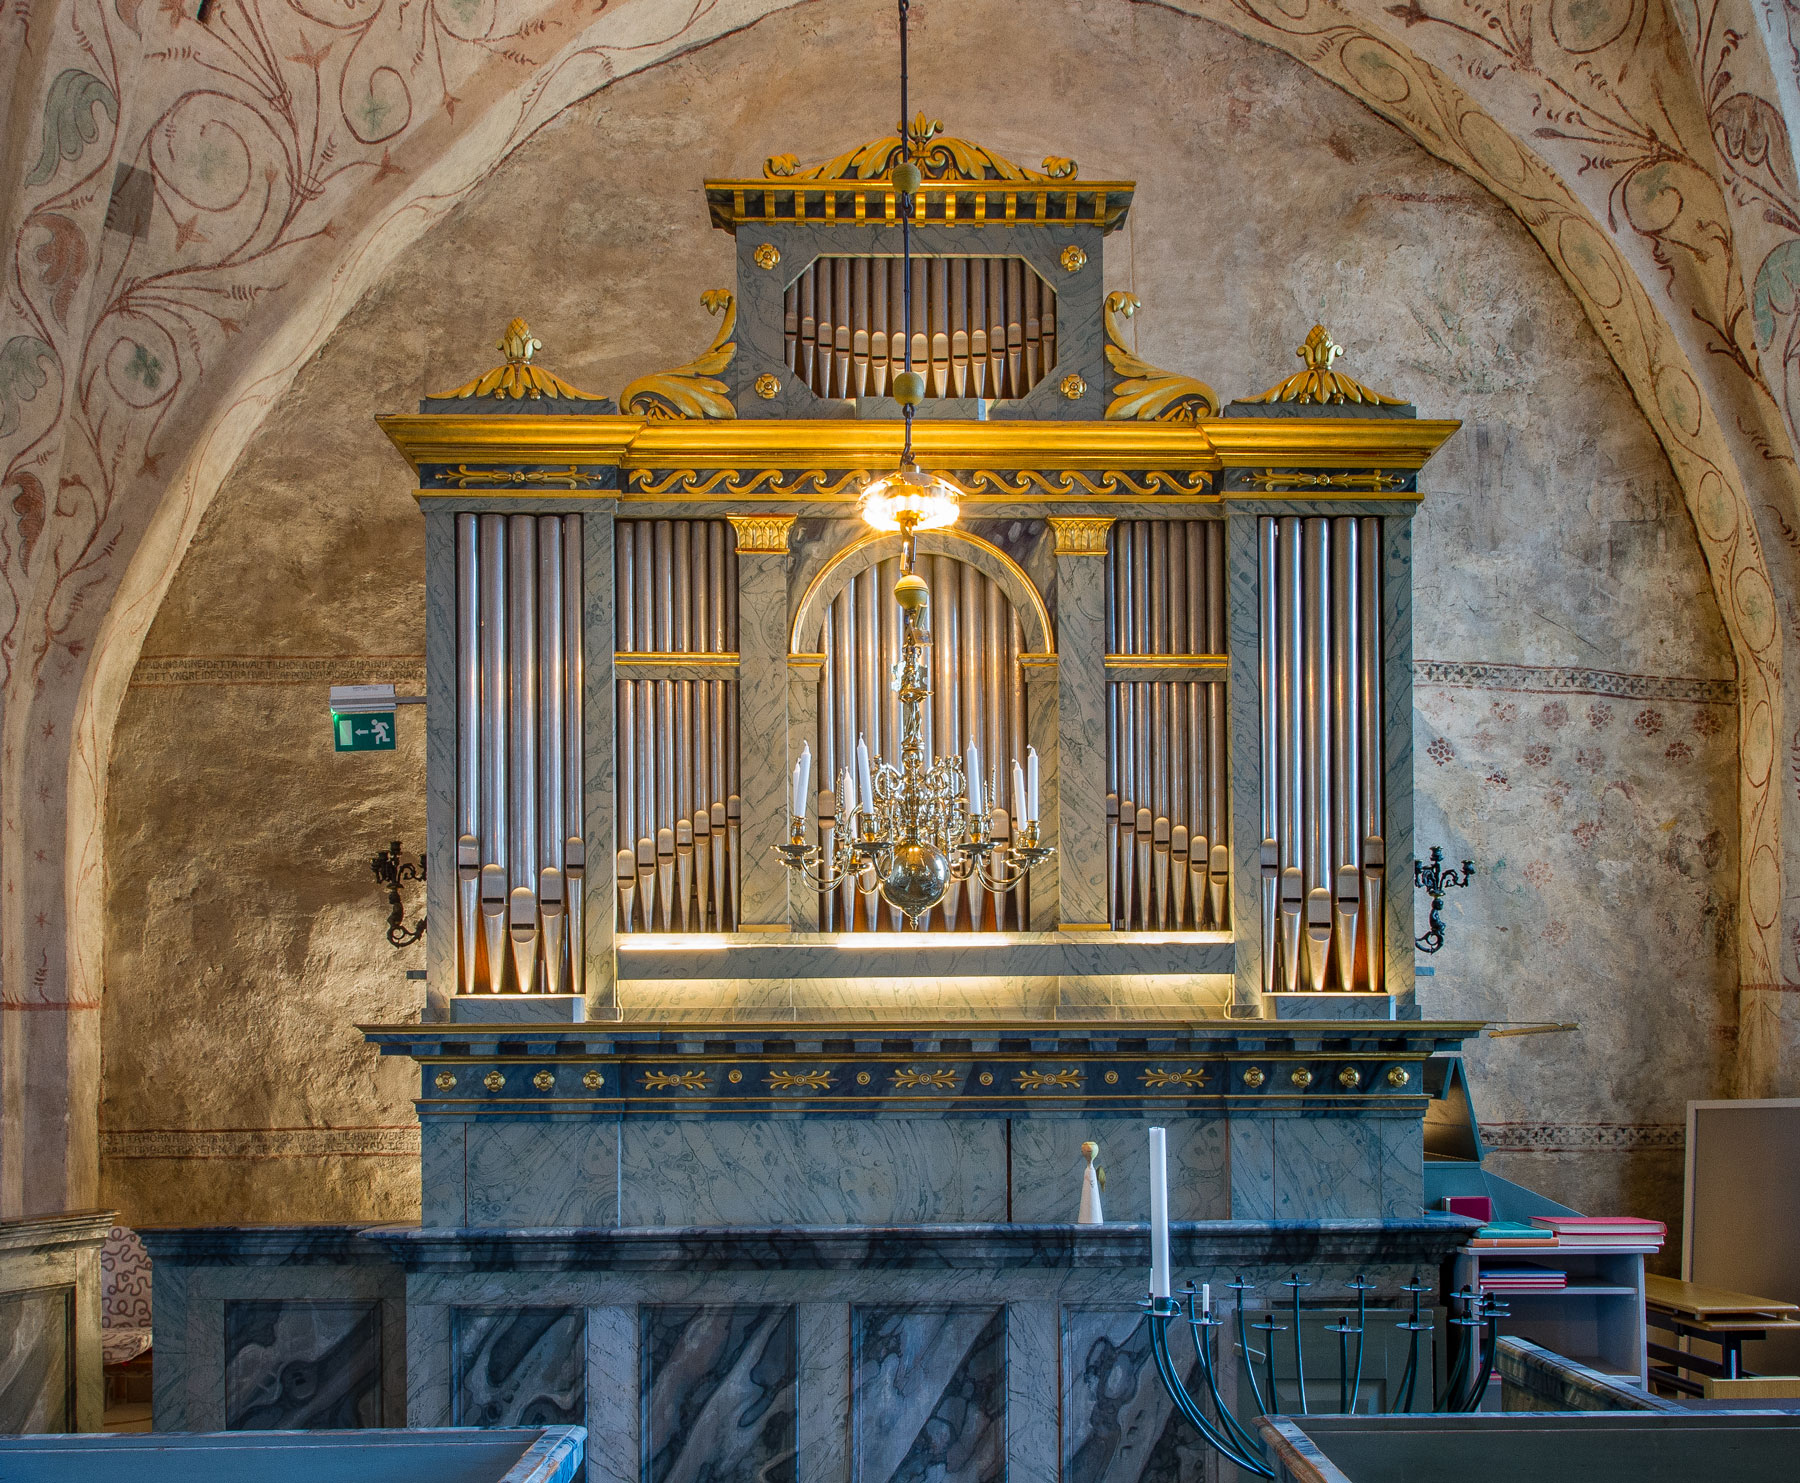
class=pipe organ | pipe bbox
[1105,518,1229,932]
[381,122,1457,1022]
[782,256,1057,400]
[455,513,585,997]
[612,519,742,934]
[815,551,1030,931]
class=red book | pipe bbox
[1531,1216,1665,1234]
[1445,1196,1494,1222]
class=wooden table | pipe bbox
[1644,1275,1800,1394]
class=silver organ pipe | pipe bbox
[456,513,587,994]
[816,552,1028,932]
[1105,520,1230,932]
[612,519,740,933]
[782,256,1057,401]
[1257,514,1387,994]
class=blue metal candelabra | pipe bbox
[1141,1273,1506,1475]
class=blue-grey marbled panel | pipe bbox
[421,1119,466,1228]
[852,1307,1005,1483]
[1228,1116,1275,1221]
[1271,1120,1380,1220]
[1376,1119,1424,1218]
[0,1286,70,1432]
[1010,1118,1228,1223]
[1027,668,1061,931]
[642,1306,797,1483]
[1062,1307,1204,1483]
[465,1120,619,1228]
[738,552,791,928]
[1056,553,1108,929]
[224,1300,380,1430]
[454,1308,586,1427]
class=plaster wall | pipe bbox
[101,0,1735,1239]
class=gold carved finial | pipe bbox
[1242,325,1407,407]
[727,514,795,554]
[427,317,606,402]
[1048,517,1113,556]
[620,291,738,420]
[764,122,1078,183]
[1103,293,1219,423]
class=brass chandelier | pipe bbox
[774,0,1055,925]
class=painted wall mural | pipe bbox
[6,0,1800,1217]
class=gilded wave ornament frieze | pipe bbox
[626,467,1215,503]
[619,290,738,420]
[628,467,876,499]
[961,468,1215,499]
[427,318,607,403]
[1242,326,1406,408]
[765,115,1078,183]
[1103,293,1221,423]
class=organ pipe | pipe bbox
[1257,514,1386,994]
[783,255,1057,401]
[1105,520,1230,932]
[456,514,586,994]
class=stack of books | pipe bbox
[1529,1215,1665,1249]
[1479,1263,1568,1294]
[1468,1221,1555,1248]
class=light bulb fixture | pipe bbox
[775,0,1053,928]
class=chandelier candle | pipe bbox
[791,742,812,819]
[1149,1125,1172,1300]
[965,740,983,813]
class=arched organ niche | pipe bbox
[1259,515,1385,996]
[783,256,1057,400]
[612,520,741,934]
[1105,519,1229,931]
[454,513,586,996]
[814,549,1030,931]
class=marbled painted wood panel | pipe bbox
[642,1305,797,1483]
[464,1120,619,1229]
[583,509,619,1018]
[422,1119,467,1228]
[223,1300,382,1429]
[786,656,823,932]
[453,1308,586,1427]
[0,1287,71,1432]
[1027,667,1062,932]
[1379,518,1415,1013]
[619,1120,1008,1227]
[1006,1299,1059,1483]
[851,1306,1006,1483]
[738,552,792,929]
[1226,511,1264,1015]
[796,1304,849,1483]
[1010,1117,1228,1224]
[587,1307,637,1483]
[1057,552,1109,929]
[425,507,457,1021]
[1062,1307,1205,1483]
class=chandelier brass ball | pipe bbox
[892,161,923,195]
[892,370,926,406]
[880,839,950,921]
[894,573,929,612]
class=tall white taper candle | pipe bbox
[857,734,874,813]
[792,741,812,817]
[965,739,983,813]
[1012,761,1027,828]
[1026,745,1040,822]
[1149,1125,1171,1299]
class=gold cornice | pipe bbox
[1048,516,1114,555]
[375,415,1460,493]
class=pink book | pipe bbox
[1445,1196,1494,1222]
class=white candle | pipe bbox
[792,741,812,817]
[1012,760,1027,826]
[1202,1282,1211,1317]
[1026,745,1040,822]
[965,739,983,813]
[1148,1125,1171,1299]
[857,734,874,812]
[839,766,856,816]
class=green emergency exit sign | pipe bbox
[334,711,396,751]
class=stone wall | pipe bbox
[101,0,1736,1236]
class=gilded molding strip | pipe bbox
[768,1067,835,1091]
[1048,515,1115,555]
[1105,652,1229,671]
[1414,660,1737,706]
[893,1067,959,1089]
[643,1068,709,1091]
[1240,469,1408,493]
[629,468,876,499]
[101,1127,420,1158]
[447,465,604,489]
[1016,1067,1083,1089]
[615,651,741,669]
[962,469,1214,499]
[1142,1067,1208,1088]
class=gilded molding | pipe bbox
[643,1068,709,1091]
[1242,326,1406,407]
[1103,293,1220,423]
[893,1067,958,1089]
[619,290,738,419]
[728,513,796,554]
[963,468,1212,500]
[1048,515,1114,555]
[615,651,741,669]
[1142,1067,1208,1089]
[427,318,606,403]
[1239,469,1408,493]
[629,467,874,499]
[764,115,1079,183]
[447,464,602,489]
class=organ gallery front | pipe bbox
[146,127,1485,1462]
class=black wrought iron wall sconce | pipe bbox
[1414,846,1473,954]
[371,840,426,948]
